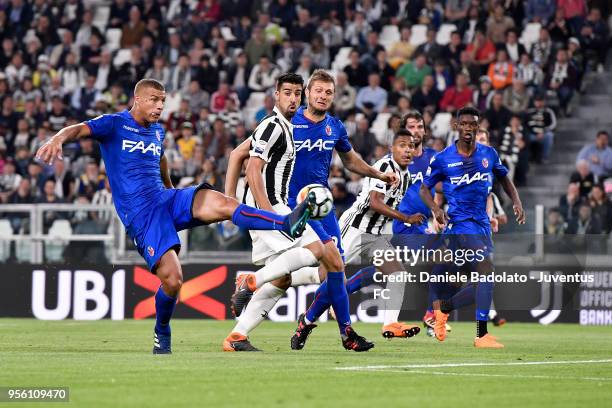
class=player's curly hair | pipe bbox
[456,106,480,120]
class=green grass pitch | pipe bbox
[1,319,611,407]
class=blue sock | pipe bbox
[475,281,494,322]
[327,271,352,335]
[346,266,376,294]
[429,263,448,301]
[231,204,285,230]
[155,285,177,336]
[305,280,330,323]
[449,284,476,310]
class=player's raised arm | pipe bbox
[370,190,425,225]
[160,155,173,189]
[337,149,399,186]
[35,123,92,165]
[225,138,251,199]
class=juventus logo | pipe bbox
[530,270,563,325]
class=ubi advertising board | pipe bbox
[1,263,610,325]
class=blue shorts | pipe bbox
[444,219,494,257]
[288,198,343,255]
[391,221,444,251]
[126,183,213,271]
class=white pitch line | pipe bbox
[376,370,612,382]
[335,359,612,371]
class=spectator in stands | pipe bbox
[545,207,566,235]
[198,157,223,191]
[334,72,357,120]
[355,72,387,114]
[168,54,192,94]
[194,55,219,95]
[183,144,204,179]
[432,59,453,94]
[503,79,530,114]
[358,31,384,71]
[515,52,544,96]
[396,53,432,90]
[548,8,572,47]
[203,118,229,159]
[526,0,556,25]
[415,27,444,66]
[411,74,442,114]
[248,55,280,93]
[8,178,34,233]
[0,159,21,203]
[48,96,71,132]
[91,177,113,224]
[559,182,583,221]
[71,75,101,120]
[525,94,557,163]
[580,8,610,72]
[484,91,512,140]
[344,11,371,47]
[576,131,612,181]
[210,82,240,114]
[488,49,514,90]
[500,115,529,185]
[487,4,516,45]
[443,31,465,72]
[466,29,496,73]
[531,27,553,68]
[37,178,64,232]
[245,25,273,66]
[387,77,411,107]
[145,55,171,89]
[109,0,130,28]
[185,81,210,114]
[457,49,482,85]
[439,72,472,113]
[176,122,200,160]
[255,95,275,124]
[503,29,527,64]
[49,158,74,201]
[218,98,243,133]
[290,8,317,45]
[570,157,596,198]
[546,48,578,116]
[588,184,612,233]
[473,75,494,111]
[350,117,376,162]
[332,182,356,216]
[50,30,80,69]
[75,161,105,201]
[566,202,603,234]
[388,26,416,69]
[557,0,588,35]
[295,54,316,83]
[444,0,470,25]
[317,17,343,56]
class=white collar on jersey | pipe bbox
[273,105,294,129]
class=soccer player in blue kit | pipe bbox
[419,107,525,348]
[35,79,316,354]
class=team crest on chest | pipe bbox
[155,130,161,142]
[482,158,489,168]
[325,125,332,136]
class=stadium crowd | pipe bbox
[0,0,611,250]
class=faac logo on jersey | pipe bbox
[295,139,335,152]
[122,139,161,156]
[450,172,490,185]
[410,171,424,184]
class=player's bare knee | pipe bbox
[272,275,291,290]
[218,194,239,218]
[322,247,344,272]
[305,241,325,260]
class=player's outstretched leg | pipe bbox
[152,250,182,354]
[192,188,316,238]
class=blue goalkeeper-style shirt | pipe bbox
[423,142,508,224]
[85,110,166,226]
[287,106,352,205]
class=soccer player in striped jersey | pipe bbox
[35,78,315,354]
[420,107,525,348]
[223,73,374,352]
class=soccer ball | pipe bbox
[296,184,334,220]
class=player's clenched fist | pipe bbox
[404,213,426,225]
[379,171,399,187]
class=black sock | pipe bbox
[477,320,488,338]
[440,299,453,314]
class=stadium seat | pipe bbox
[436,24,457,45]
[410,24,428,46]
[93,5,110,32]
[331,46,352,72]
[45,220,72,263]
[0,219,13,261]
[430,112,453,138]
[105,28,122,52]
[379,25,400,50]
[162,92,181,120]
[220,26,236,41]
[519,23,541,52]
[113,48,132,67]
[15,233,31,263]
[370,112,392,145]
[246,92,266,110]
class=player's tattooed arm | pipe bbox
[35,123,91,165]
[225,138,251,198]
[338,149,399,186]
[245,156,275,211]
[369,191,425,225]
[160,155,173,189]
[498,175,526,225]
[420,183,446,225]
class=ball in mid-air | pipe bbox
[296,183,334,220]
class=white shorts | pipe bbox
[341,225,394,265]
[250,203,320,265]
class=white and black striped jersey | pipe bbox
[243,106,295,207]
[340,155,411,235]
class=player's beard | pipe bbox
[307,105,326,117]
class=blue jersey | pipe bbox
[287,106,352,204]
[397,147,437,218]
[85,110,166,227]
[423,142,508,224]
